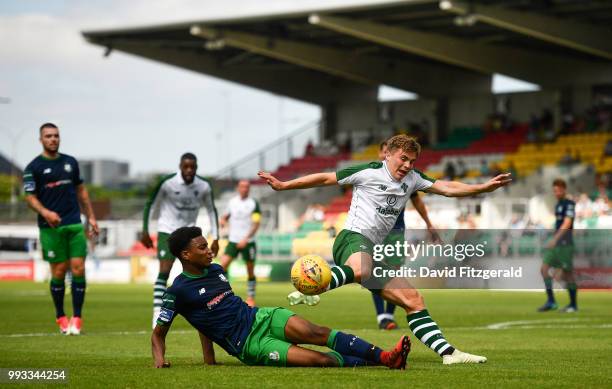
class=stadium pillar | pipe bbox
[322,104,338,143]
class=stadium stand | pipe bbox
[263,153,351,182]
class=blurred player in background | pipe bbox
[152,227,410,369]
[538,178,578,313]
[219,180,261,307]
[23,122,98,335]
[373,139,439,330]
[141,153,219,328]
[259,134,512,364]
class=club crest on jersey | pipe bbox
[268,351,280,361]
[219,274,228,282]
[386,195,398,206]
[64,164,72,173]
[198,287,206,295]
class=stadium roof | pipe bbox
[83,0,612,104]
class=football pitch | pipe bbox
[1,282,611,388]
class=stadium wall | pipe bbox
[331,89,564,143]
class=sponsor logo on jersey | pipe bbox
[24,181,35,192]
[206,290,233,309]
[43,168,52,174]
[268,351,280,361]
[376,206,401,216]
[44,179,72,189]
[64,164,72,173]
[158,307,174,323]
[198,287,206,295]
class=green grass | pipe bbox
[1,282,611,388]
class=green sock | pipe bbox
[407,309,455,356]
[327,266,354,290]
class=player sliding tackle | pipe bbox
[152,226,411,369]
[258,134,512,365]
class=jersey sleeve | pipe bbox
[23,163,36,194]
[72,158,84,186]
[336,162,381,186]
[564,201,575,219]
[202,181,219,240]
[251,200,261,223]
[142,177,167,234]
[412,169,436,192]
[156,292,178,327]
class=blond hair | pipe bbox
[386,134,421,155]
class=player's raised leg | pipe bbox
[380,277,486,365]
[287,237,364,306]
[283,314,410,369]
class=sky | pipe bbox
[0,0,396,175]
[0,0,535,176]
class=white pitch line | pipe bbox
[486,318,583,330]
[3,319,612,338]
[0,329,193,338]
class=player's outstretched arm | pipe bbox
[198,331,216,365]
[257,171,337,191]
[151,324,171,368]
[426,173,512,197]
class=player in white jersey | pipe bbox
[219,180,261,307]
[258,135,511,365]
[142,153,219,328]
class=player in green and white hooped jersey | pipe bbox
[219,180,261,307]
[141,153,220,328]
[259,134,512,365]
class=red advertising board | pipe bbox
[0,260,34,281]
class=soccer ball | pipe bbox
[291,255,332,295]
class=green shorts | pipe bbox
[382,229,406,267]
[39,223,87,263]
[332,229,374,266]
[543,245,574,271]
[238,307,295,367]
[224,241,256,262]
[157,232,174,260]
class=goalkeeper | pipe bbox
[151,226,410,369]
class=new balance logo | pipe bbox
[378,184,388,191]
[199,287,206,295]
[401,183,408,193]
